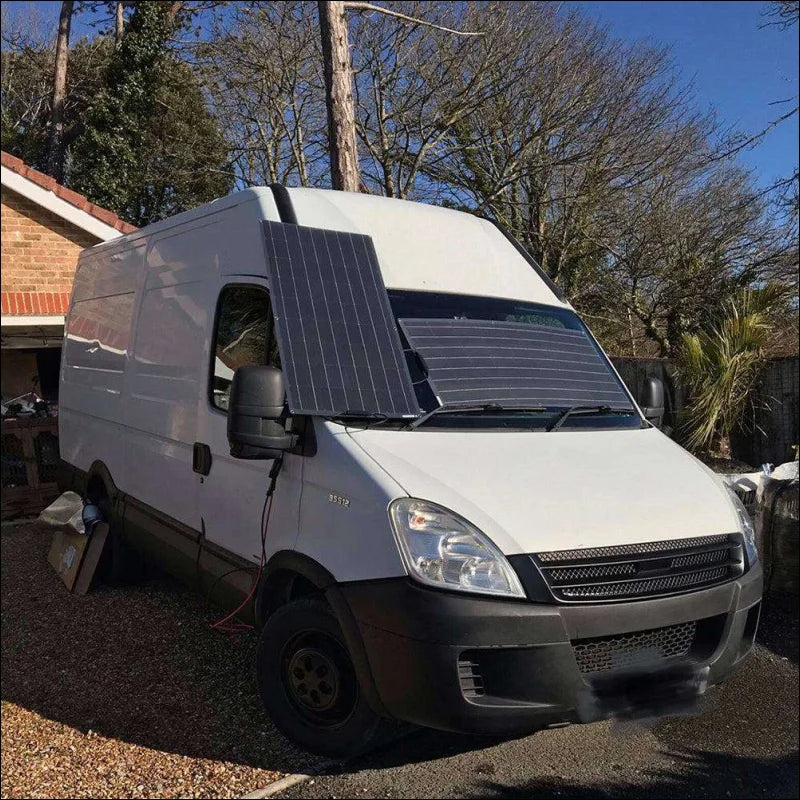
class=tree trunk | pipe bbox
[318,1,360,192]
[47,0,74,183]
[115,1,125,45]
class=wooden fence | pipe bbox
[612,355,800,466]
[1,417,60,519]
[732,356,800,467]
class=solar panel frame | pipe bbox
[262,220,420,418]
[399,317,634,410]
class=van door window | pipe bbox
[211,286,280,411]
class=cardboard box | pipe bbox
[47,522,109,594]
[48,528,90,591]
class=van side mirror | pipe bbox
[227,366,297,459]
[639,376,665,429]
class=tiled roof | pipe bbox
[1,151,137,234]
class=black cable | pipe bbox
[209,457,284,632]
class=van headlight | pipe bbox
[725,484,758,566]
[389,499,525,598]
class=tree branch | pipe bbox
[710,106,798,162]
[343,2,485,36]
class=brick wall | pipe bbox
[1,186,99,314]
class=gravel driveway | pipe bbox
[2,523,797,799]
[0,523,325,799]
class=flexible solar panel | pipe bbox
[399,317,634,409]
[262,221,419,418]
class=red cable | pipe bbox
[210,489,275,634]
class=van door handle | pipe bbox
[193,442,212,476]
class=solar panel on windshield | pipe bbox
[262,221,419,418]
[399,317,633,409]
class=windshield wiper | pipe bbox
[546,405,637,432]
[407,403,546,430]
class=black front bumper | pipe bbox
[338,563,763,734]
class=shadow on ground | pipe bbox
[473,749,798,799]
[1,524,327,775]
[1,525,503,775]
[757,592,799,665]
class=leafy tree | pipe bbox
[69,2,231,224]
[121,58,233,224]
[2,35,109,171]
[2,2,230,225]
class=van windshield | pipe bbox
[387,290,641,431]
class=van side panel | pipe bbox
[61,192,282,543]
[121,220,225,530]
[59,241,144,478]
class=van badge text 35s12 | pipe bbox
[328,493,350,508]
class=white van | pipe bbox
[58,186,762,757]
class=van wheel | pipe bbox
[256,596,386,758]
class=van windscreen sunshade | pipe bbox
[399,317,633,410]
[262,221,419,418]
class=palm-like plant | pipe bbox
[675,286,784,455]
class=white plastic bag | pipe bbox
[772,460,799,482]
[38,491,85,534]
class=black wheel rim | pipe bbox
[280,630,358,728]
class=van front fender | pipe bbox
[257,550,389,717]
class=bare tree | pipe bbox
[582,161,796,357]
[47,0,75,183]
[715,1,799,216]
[317,0,483,191]
[350,2,516,199]
[762,0,799,28]
[427,4,715,289]
[200,3,327,187]
[318,1,359,190]
[1,3,56,164]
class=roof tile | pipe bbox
[1,150,137,235]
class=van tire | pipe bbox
[256,596,387,758]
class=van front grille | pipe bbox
[533,534,744,603]
[572,621,697,674]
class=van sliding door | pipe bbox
[121,230,216,582]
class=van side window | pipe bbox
[211,286,280,411]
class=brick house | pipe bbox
[1,150,136,517]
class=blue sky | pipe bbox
[23,0,800,189]
[568,1,798,188]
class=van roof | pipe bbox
[285,189,566,307]
[84,186,567,308]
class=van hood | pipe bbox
[347,426,738,556]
